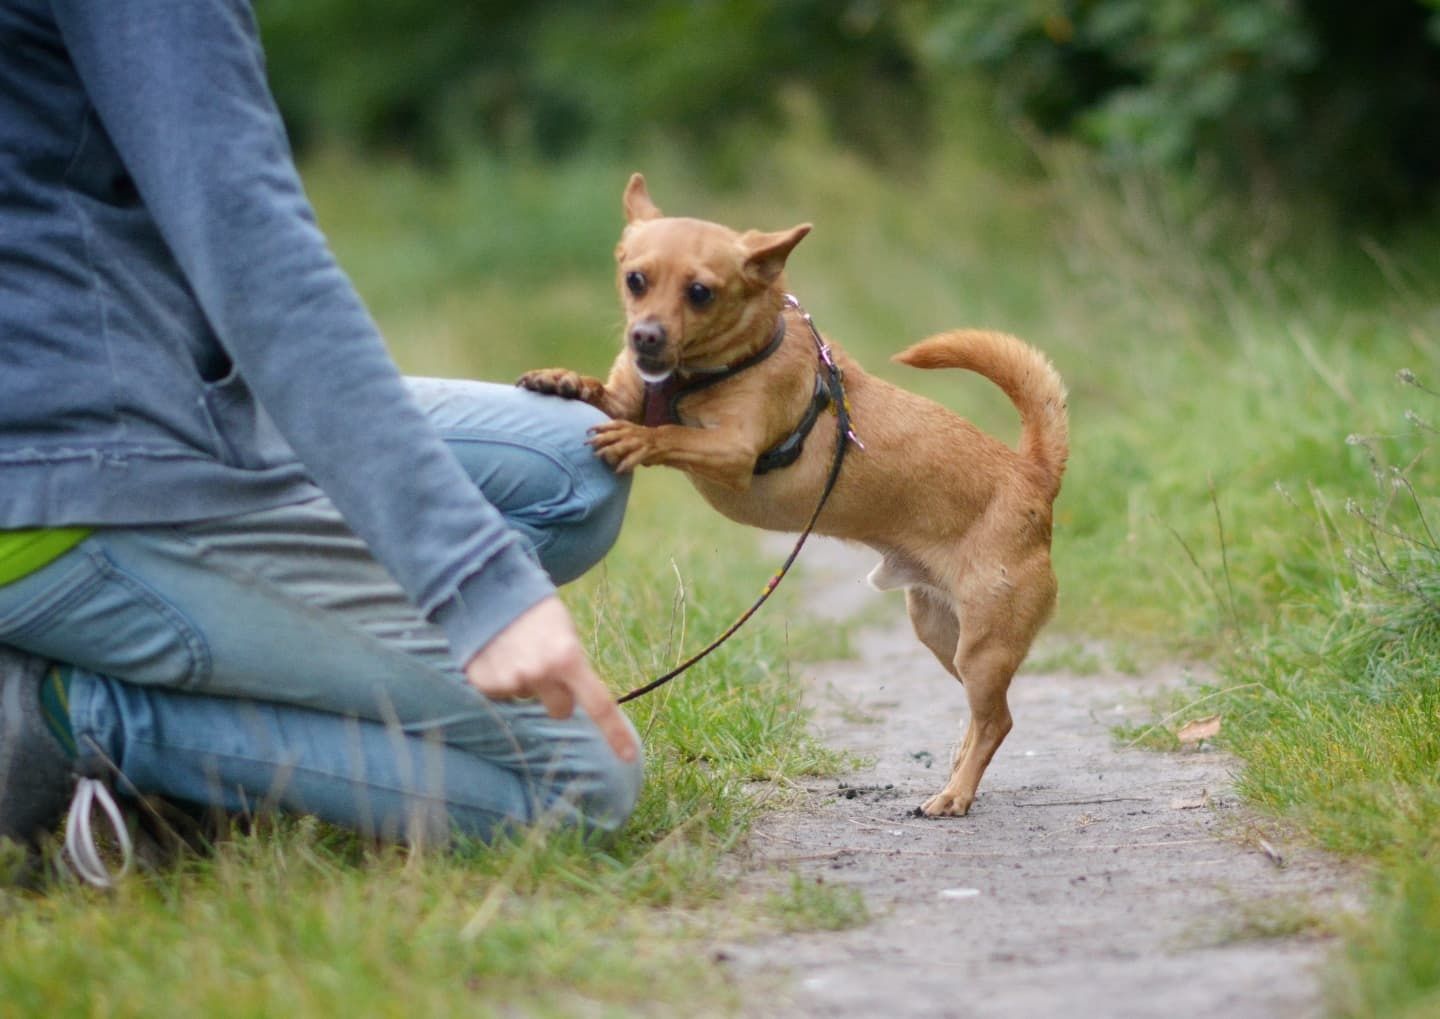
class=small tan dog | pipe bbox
[519,174,1069,816]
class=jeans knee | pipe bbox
[569,717,644,835]
[542,462,630,585]
[584,466,631,568]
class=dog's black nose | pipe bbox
[629,319,667,352]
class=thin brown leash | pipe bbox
[618,295,862,704]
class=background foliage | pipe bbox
[257,0,926,169]
[258,0,1440,217]
[920,0,1440,218]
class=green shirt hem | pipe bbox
[0,528,92,586]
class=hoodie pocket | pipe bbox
[200,366,295,469]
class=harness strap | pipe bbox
[643,310,845,476]
[754,367,833,475]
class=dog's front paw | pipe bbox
[919,789,973,818]
[517,368,604,405]
[587,419,656,473]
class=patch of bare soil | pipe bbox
[721,539,1357,1019]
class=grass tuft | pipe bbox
[764,872,869,934]
[1194,385,1440,1014]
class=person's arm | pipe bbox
[50,1,633,759]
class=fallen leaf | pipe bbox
[1176,714,1222,744]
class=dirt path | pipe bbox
[722,539,1356,1018]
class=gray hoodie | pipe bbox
[0,0,555,665]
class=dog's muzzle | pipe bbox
[629,318,675,382]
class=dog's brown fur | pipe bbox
[519,175,1069,816]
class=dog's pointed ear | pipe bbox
[623,173,663,224]
[741,224,812,284]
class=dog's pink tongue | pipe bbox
[642,377,680,427]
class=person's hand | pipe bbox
[463,595,637,762]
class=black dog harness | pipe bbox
[641,300,851,475]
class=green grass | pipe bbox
[1202,447,1440,1017]
[5,91,1440,1013]
[765,872,869,934]
[1020,154,1440,1013]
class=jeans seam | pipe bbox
[0,552,104,637]
[90,547,212,688]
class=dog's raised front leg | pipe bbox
[587,420,760,490]
[517,368,609,407]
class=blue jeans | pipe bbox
[0,380,640,842]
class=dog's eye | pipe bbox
[625,271,647,297]
[686,282,714,308]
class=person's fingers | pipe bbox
[569,661,637,762]
[463,657,515,699]
[460,601,637,761]
[530,673,576,720]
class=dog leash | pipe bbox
[618,295,863,705]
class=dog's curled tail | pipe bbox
[895,329,1069,497]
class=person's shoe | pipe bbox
[2,650,199,887]
[0,646,76,882]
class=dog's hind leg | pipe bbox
[906,589,979,786]
[920,634,1018,817]
[920,564,1055,817]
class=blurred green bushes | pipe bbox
[255,0,926,168]
[919,0,1440,219]
[256,0,1440,220]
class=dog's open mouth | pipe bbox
[633,355,676,384]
